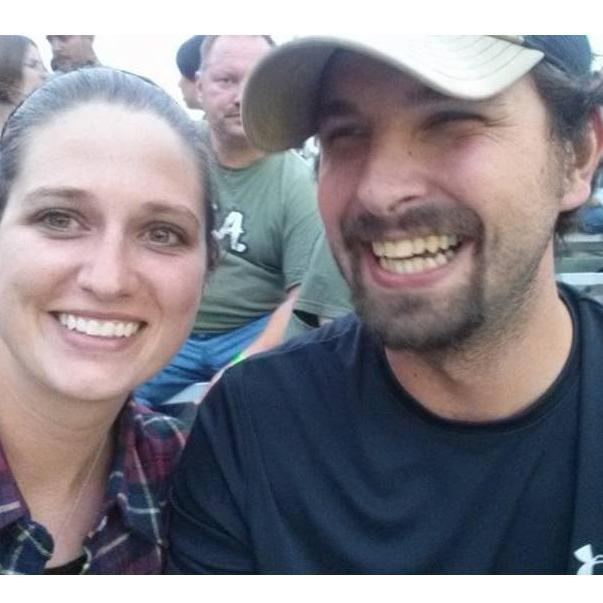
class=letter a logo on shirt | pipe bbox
[215,210,247,253]
[574,544,603,575]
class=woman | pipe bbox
[0,67,216,574]
[0,36,48,130]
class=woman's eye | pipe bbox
[38,210,80,232]
[144,225,185,247]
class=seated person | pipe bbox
[136,36,321,407]
[285,230,354,339]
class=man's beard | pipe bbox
[50,56,94,73]
[339,203,550,353]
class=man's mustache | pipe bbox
[341,203,484,245]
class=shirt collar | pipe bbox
[0,440,26,530]
[104,400,185,547]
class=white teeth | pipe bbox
[372,233,461,260]
[58,313,141,339]
[394,240,413,258]
[373,241,385,256]
[412,238,426,255]
[412,256,425,272]
[425,235,440,254]
[84,320,100,336]
[383,241,397,257]
[378,248,456,275]
[435,252,448,266]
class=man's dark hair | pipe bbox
[176,35,205,81]
[0,67,218,269]
[526,37,603,235]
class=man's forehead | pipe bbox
[319,50,460,111]
[205,36,271,69]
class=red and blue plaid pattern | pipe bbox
[0,400,190,574]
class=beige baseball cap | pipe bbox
[242,35,545,152]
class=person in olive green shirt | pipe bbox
[285,231,354,339]
[137,35,322,407]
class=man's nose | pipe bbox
[355,132,431,216]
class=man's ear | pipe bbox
[195,72,205,111]
[560,109,603,212]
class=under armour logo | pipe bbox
[574,544,603,575]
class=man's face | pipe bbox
[316,51,584,352]
[198,36,271,147]
[46,35,94,72]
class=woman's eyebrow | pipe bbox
[22,186,93,205]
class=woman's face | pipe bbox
[21,43,48,99]
[0,102,207,405]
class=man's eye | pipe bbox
[428,112,484,129]
[319,125,367,146]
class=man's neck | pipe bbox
[210,130,267,169]
[384,275,574,423]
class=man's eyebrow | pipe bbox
[317,86,504,123]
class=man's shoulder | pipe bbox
[201,314,368,434]
[222,313,364,389]
[561,282,603,327]
[263,312,361,358]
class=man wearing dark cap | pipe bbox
[168,36,603,574]
[176,35,205,110]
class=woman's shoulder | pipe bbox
[118,400,193,477]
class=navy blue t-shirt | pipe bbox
[167,285,603,574]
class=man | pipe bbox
[176,35,205,111]
[168,36,603,574]
[137,36,321,406]
[46,35,101,73]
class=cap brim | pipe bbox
[243,35,544,152]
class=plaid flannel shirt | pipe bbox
[0,400,190,574]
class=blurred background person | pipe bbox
[0,36,47,129]
[46,35,101,73]
[176,35,205,111]
[136,35,322,407]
